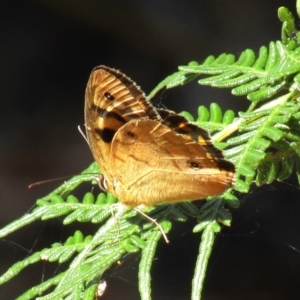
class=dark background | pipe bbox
[1,1,300,299]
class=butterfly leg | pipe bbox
[134,206,169,243]
[109,202,125,244]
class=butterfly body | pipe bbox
[85,66,235,206]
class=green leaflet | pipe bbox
[156,40,300,104]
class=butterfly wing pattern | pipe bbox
[85,66,160,178]
[85,66,235,206]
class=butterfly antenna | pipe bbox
[28,175,74,189]
[78,125,89,144]
[134,207,169,243]
[29,171,102,189]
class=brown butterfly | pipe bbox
[84,66,235,206]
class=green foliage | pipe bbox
[2,2,300,300]
[0,174,198,300]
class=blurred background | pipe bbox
[1,0,300,299]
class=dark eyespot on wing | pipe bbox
[95,128,116,143]
[104,92,115,101]
[187,160,201,169]
[127,131,136,138]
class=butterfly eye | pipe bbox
[104,92,115,101]
[99,175,108,191]
[188,160,201,169]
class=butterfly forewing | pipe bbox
[84,65,161,175]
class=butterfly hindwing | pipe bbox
[108,119,234,206]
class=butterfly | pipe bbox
[84,66,235,206]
